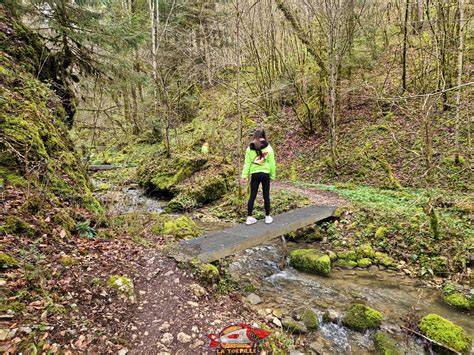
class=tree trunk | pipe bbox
[454,0,464,163]
[401,0,409,91]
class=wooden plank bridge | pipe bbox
[175,205,336,263]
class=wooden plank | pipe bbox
[176,205,335,262]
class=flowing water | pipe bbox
[229,243,473,354]
[92,177,472,353]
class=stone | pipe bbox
[189,283,207,298]
[357,258,372,268]
[419,314,472,354]
[246,293,262,305]
[342,304,383,332]
[322,309,340,323]
[161,333,174,346]
[191,339,205,349]
[0,329,9,341]
[118,348,129,355]
[309,337,332,354]
[295,307,319,330]
[272,317,282,327]
[19,326,32,334]
[282,317,307,334]
[334,259,358,269]
[374,331,400,355]
[289,249,331,276]
[272,309,283,318]
[177,332,191,343]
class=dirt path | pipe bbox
[273,181,348,207]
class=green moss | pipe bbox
[418,314,472,354]
[374,252,396,268]
[334,259,358,269]
[444,293,470,310]
[3,215,36,237]
[107,275,135,301]
[59,255,79,266]
[430,256,449,276]
[282,318,307,334]
[298,308,319,330]
[357,258,372,268]
[337,250,357,261]
[342,303,383,332]
[151,215,201,240]
[375,226,387,239]
[0,252,19,269]
[327,250,337,261]
[356,243,375,259]
[289,249,331,276]
[374,331,400,355]
[189,258,220,282]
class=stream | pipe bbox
[91,177,473,354]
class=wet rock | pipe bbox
[246,293,262,305]
[310,336,332,354]
[342,304,383,332]
[357,258,372,268]
[374,331,400,355]
[334,259,357,269]
[177,332,192,343]
[289,249,331,276]
[282,317,307,334]
[294,307,319,330]
[322,309,340,323]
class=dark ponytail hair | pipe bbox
[252,128,266,157]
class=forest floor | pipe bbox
[272,181,347,207]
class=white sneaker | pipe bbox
[265,215,273,224]
[245,216,257,225]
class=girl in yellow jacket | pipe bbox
[241,128,276,225]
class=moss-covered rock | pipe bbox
[282,317,307,334]
[2,216,36,237]
[138,153,233,211]
[418,314,472,354]
[334,259,358,269]
[374,331,400,355]
[295,307,319,330]
[337,250,357,261]
[151,214,201,240]
[357,258,372,268]
[356,243,375,259]
[188,258,220,282]
[107,275,135,302]
[289,249,331,276]
[442,283,472,310]
[0,252,19,269]
[374,252,396,268]
[342,303,383,332]
[327,250,338,261]
[430,256,449,276]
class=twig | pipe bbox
[401,325,461,355]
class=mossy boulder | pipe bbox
[151,214,201,240]
[418,314,472,354]
[337,250,357,261]
[334,259,358,269]
[138,153,233,211]
[357,258,372,268]
[295,307,319,330]
[342,303,383,332]
[374,252,396,268]
[0,252,19,269]
[107,275,135,302]
[374,331,400,355]
[282,317,307,334]
[289,249,331,276]
[356,243,375,259]
[442,283,472,310]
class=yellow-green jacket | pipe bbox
[241,142,276,180]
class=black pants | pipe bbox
[247,172,271,216]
